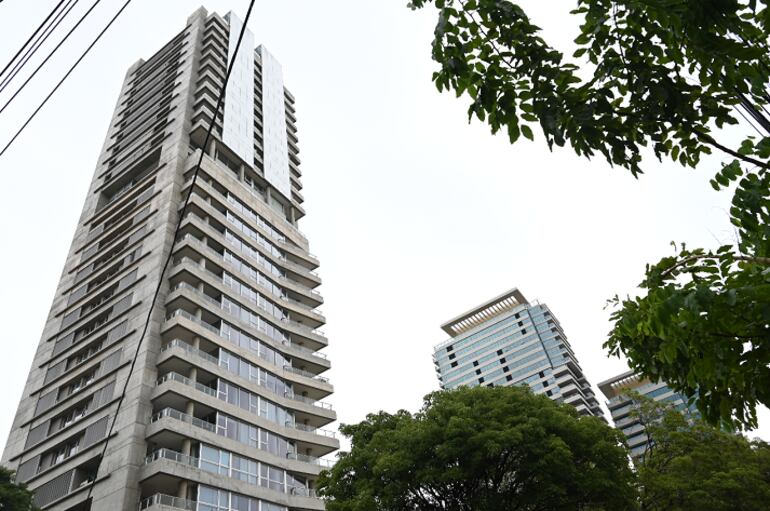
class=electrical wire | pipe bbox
[0,0,104,118]
[0,0,126,158]
[83,0,257,504]
[0,0,68,80]
[0,0,81,94]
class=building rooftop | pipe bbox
[440,288,528,336]
[597,369,645,400]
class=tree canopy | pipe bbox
[318,386,637,511]
[409,0,770,429]
[632,395,770,511]
[0,466,37,511]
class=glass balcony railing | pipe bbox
[166,281,327,362]
[150,409,333,468]
[150,407,216,433]
[171,250,325,337]
[159,340,333,411]
[156,370,336,438]
[169,279,327,354]
[156,371,217,398]
[143,449,320,499]
[286,452,334,468]
[139,494,197,510]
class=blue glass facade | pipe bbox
[599,372,699,459]
[433,290,603,417]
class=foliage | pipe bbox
[409,0,770,428]
[632,396,770,511]
[0,466,37,511]
[317,386,637,511]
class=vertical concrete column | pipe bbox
[188,367,197,382]
[207,138,216,157]
[177,480,188,499]
[192,337,201,349]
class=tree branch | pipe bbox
[659,253,770,278]
[691,127,770,170]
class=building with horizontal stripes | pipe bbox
[1,8,337,510]
[433,288,603,417]
[598,370,699,459]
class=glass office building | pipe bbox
[599,371,699,459]
[433,288,603,417]
[1,8,336,510]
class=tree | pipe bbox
[408,0,770,429]
[318,386,637,510]
[632,396,770,511]
[0,466,37,511]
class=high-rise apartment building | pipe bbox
[2,8,337,510]
[433,288,603,417]
[598,370,698,459]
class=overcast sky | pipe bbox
[1,0,767,449]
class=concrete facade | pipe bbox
[433,288,604,417]
[2,8,337,510]
[598,370,698,459]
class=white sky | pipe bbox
[0,0,767,451]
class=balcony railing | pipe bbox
[282,365,329,384]
[175,233,323,303]
[169,279,327,357]
[164,308,330,384]
[287,452,334,468]
[172,252,326,342]
[289,421,336,438]
[144,447,199,468]
[183,167,308,241]
[166,281,326,360]
[157,371,217,399]
[150,407,216,433]
[156,371,336,438]
[150,409,333,467]
[159,340,333,411]
[139,494,197,510]
[144,448,320,499]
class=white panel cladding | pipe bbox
[258,45,291,199]
[223,12,255,166]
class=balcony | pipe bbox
[174,230,323,308]
[169,279,327,354]
[148,408,334,469]
[139,494,197,510]
[161,310,331,384]
[173,236,325,323]
[165,284,328,369]
[154,371,336,440]
[158,340,334,416]
[143,448,321,498]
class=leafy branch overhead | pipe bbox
[410,0,770,175]
[411,0,770,428]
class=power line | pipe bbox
[0,0,81,94]
[83,0,257,504]
[0,0,103,117]
[0,0,68,80]
[0,0,127,158]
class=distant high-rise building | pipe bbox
[598,370,698,459]
[432,288,603,417]
[2,8,337,510]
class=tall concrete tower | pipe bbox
[433,288,603,417]
[2,8,337,510]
